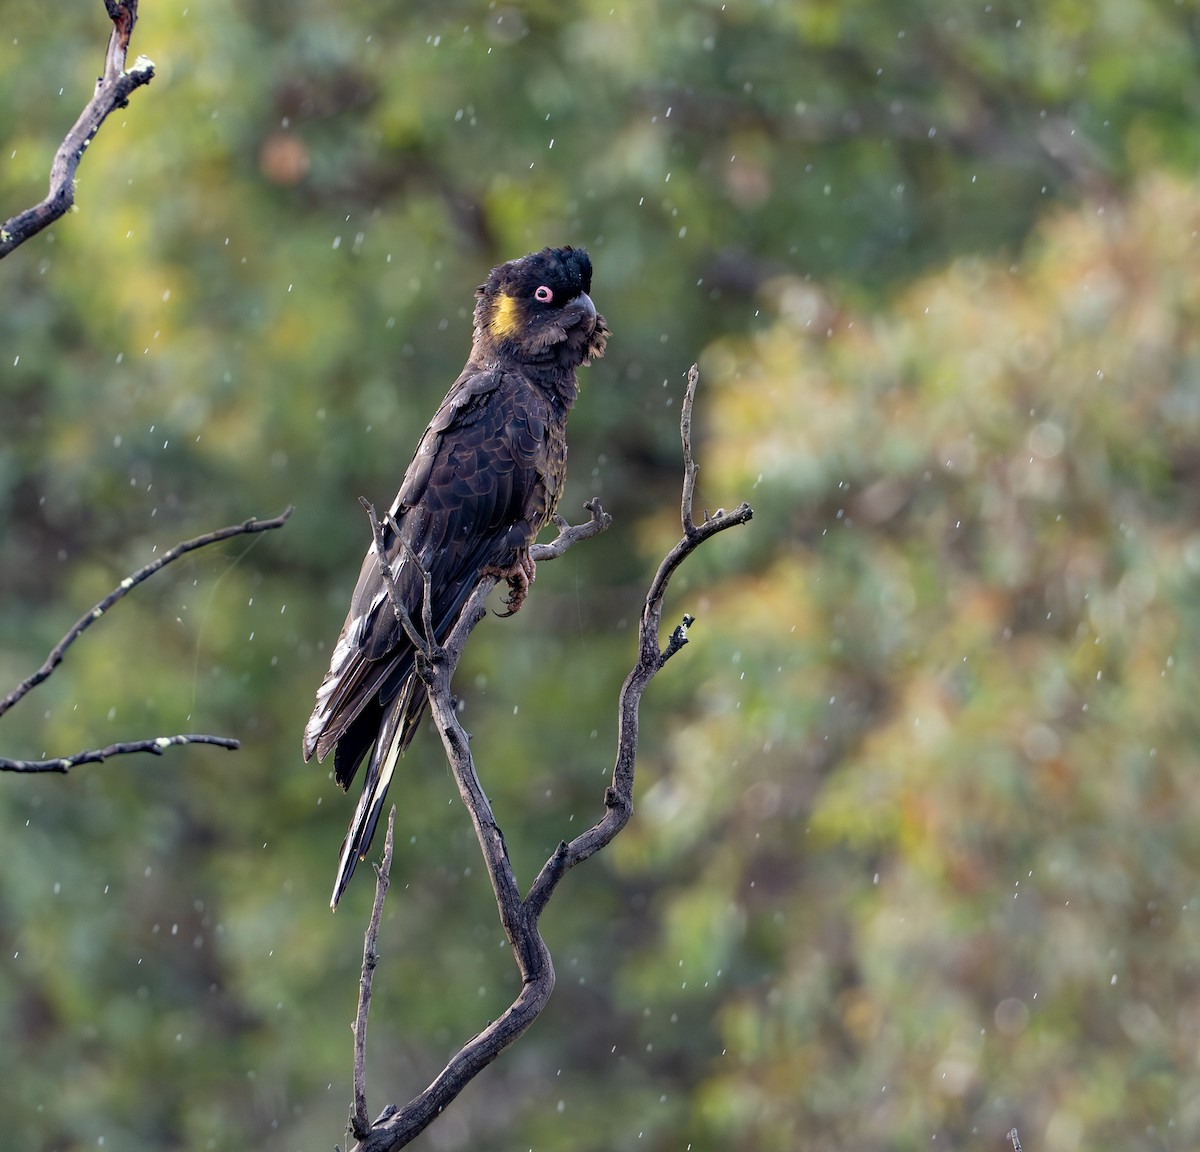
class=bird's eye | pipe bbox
[534,285,554,303]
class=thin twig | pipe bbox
[644,500,753,635]
[680,363,701,536]
[360,500,426,655]
[351,807,396,1141]
[530,499,611,561]
[0,734,240,774]
[347,365,753,1151]
[0,507,293,722]
[394,516,437,649]
[0,1,156,260]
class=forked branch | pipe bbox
[346,366,751,1151]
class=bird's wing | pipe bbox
[302,366,552,772]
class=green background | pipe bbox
[3,1,1200,1149]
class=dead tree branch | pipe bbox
[0,507,293,773]
[360,499,427,656]
[351,807,397,1141]
[0,1,156,260]
[345,365,751,1151]
[0,734,241,775]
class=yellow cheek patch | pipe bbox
[489,293,521,340]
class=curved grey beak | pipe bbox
[563,291,597,326]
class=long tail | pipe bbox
[329,675,428,909]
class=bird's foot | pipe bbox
[488,553,536,617]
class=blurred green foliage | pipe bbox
[2,1,1200,1149]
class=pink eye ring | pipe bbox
[534,285,554,303]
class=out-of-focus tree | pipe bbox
[2,0,1199,1149]
[639,173,1200,1150]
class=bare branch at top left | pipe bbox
[0,0,156,260]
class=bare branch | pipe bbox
[359,500,427,656]
[530,498,611,561]
[348,365,752,1150]
[647,365,753,614]
[346,511,603,1152]
[351,807,396,1142]
[0,734,240,774]
[395,515,437,650]
[0,507,293,722]
[680,363,701,536]
[528,365,751,911]
[0,507,293,773]
[0,1,156,260]
[355,595,555,1150]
